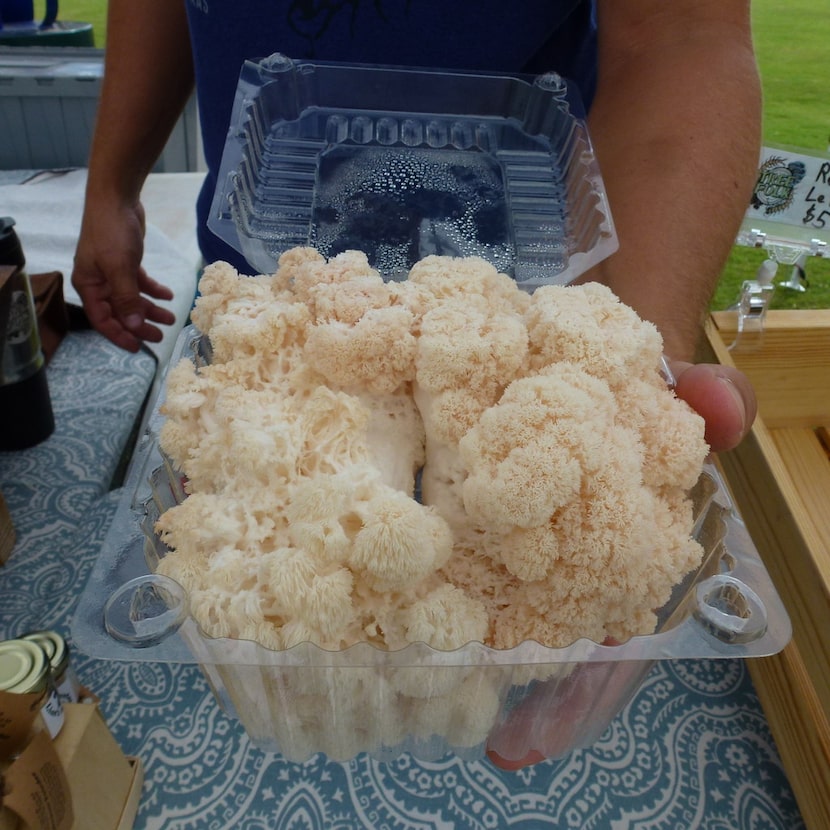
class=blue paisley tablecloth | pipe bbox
[0,330,806,830]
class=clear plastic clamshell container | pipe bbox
[208,53,618,287]
[72,326,791,764]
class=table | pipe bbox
[0,330,806,830]
[0,168,205,369]
[0,169,808,829]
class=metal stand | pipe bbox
[780,251,809,292]
[728,259,777,351]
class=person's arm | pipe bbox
[71,0,195,351]
[487,7,763,772]
[578,0,761,449]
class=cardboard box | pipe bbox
[1,730,73,830]
[1,702,142,830]
[115,760,143,830]
[53,704,141,830]
[701,310,830,830]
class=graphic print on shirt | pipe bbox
[286,0,408,54]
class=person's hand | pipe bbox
[484,360,757,772]
[71,198,176,352]
[667,360,757,452]
[485,639,642,771]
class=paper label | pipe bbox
[53,670,80,706]
[746,145,830,236]
[1,730,73,830]
[37,690,64,740]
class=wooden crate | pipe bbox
[700,310,830,830]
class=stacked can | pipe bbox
[0,630,79,741]
[21,630,81,705]
[0,637,63,739]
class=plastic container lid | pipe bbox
[208,54,617,286]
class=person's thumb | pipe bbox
[669,361,757,452]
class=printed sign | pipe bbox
[747,145,830,234]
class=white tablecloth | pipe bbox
[0,168,204,367]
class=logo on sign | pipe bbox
[751,156,807,215]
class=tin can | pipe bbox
[0,638,64,737]
[22,630,81,704]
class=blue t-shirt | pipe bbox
[184,0,597,270]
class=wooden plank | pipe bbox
[770,428,830,589]
[747,642,830,830]
[712,309,830,332]
[701,317,830,830]
[715,423,830,717]
[709,310,830,428]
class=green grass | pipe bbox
[55,0,830,309]
[715,0,830,311]
[54,0,106,45]
[754,0,830,150]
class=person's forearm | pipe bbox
[86,0,195,202]
[581,0,761,361]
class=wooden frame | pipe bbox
[700,310,830,830]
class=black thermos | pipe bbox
[0,217,55,450]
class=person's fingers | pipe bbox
[69,197,176,350]
[116,296,175,344]
[85,304,164,349]
[84,305,143,352]
[132,318,168,344]
[487,748,546,771]
[106,325,144,353]
[72,265,172,349]
[137,270,175,302]
[486,639,630,770]
[110,285,150,333]
[669,361,757,452]
[111,268,176,334]
[142,301,177,327]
